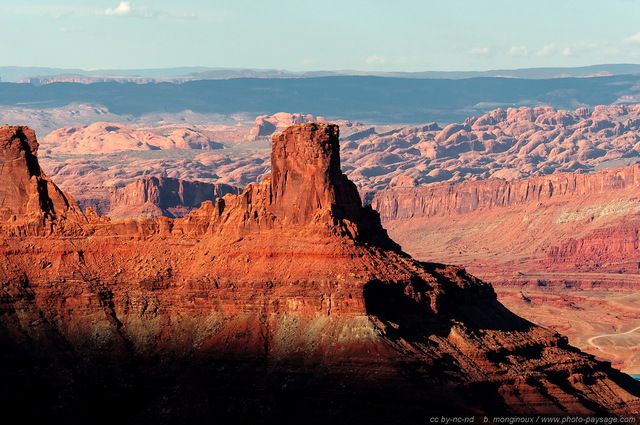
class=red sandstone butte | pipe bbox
[0,123,639,424]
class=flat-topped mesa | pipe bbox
[0,125,87,235]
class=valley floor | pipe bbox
[470,273,640,374]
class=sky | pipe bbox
[2,0,640,72]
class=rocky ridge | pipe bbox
[1,124,639,423]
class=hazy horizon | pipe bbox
[4,1,640,73]
[4,63,640,75]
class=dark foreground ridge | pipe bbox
[0,123,639,424]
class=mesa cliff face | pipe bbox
[373,163,640,219]
[1,124,639,423]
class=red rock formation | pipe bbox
[1,124,639,423]
[41,104,640,201]
[270,123,363,225]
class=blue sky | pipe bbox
[2,0,640,72]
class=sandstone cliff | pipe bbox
[373,164,640,221]
[1,124,639,424]
[372,164,640,271]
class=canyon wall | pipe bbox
[373,163,640,220]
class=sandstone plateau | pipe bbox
[1,123,639,424]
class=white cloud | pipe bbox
[561,47,573,56]
[469,47,490,55]
[507,46,528,57]
[535,44,556,56]
[104,1,132,16]
[365,55,387,65]
[625,33,640,43]
[100,1,196,19]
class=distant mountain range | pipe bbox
[2,73,640,124]
[2,63,640,83]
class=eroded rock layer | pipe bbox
[1,124,639,424]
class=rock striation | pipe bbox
[1,124,639,423]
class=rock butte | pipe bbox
[1,123,639,424]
